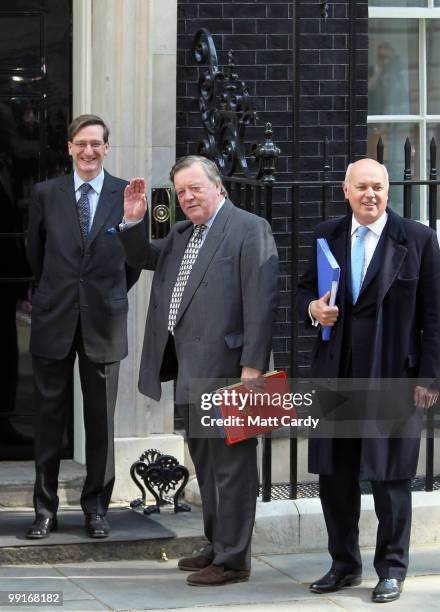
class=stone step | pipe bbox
[0,461,86,508]
[0,508,206,565]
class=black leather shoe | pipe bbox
[85,514,109,538]
[310,569,362,593]
[26,516,58,539]
[372,578,403,603]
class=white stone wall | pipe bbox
[71,0,181,498]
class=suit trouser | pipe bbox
[32,328,119,518]
[184,414,258,571]
[319,439,411,580]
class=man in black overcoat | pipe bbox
[297,158,440,603]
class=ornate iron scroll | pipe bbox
[321,1,329,20]
[192,28,280,182]
[130,449,190,515]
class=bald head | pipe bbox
[344,158,389,186]
[343,158,389,225]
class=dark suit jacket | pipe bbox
[119,199,279,403]
[297,208,440,479]
[27,171,139,363]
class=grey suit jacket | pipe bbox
[27,171,139,362]
[119,199,279,403]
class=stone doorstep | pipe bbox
[0,508,207,566]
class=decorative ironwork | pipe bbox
[130,449,190,515]
[192,28,280,182]
[321,1,329,20]
[252,124,282,184]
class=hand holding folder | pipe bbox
[317,238,340,341]
[212,371,291,445]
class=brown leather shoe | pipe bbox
[187,564,250,586]
[178,554,212,571]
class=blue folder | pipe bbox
[317,238,340,341]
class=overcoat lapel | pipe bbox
[377,209,408,303]
[58,174,82,247]
[174,200,233,329]
[326,213,351,306]
[86,172,121,247]
[357,224,389,299]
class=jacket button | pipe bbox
[195,336,200,342]
[80,278,84,283]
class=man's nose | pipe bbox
[366,187,375,198]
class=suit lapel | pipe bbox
[86,171,121,247]
[58,174,82,247]
[174,200,233,329]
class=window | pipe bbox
[368,1,440,221]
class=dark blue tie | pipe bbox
[78,183,92,242]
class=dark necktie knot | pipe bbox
[80,182,92,195]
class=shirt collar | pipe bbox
[74,169,105,195]
[195,197,225,230]
[351,210,388,238]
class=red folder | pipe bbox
[212,371,293,445]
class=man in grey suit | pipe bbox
[119,156,279,586]
[26,114,139,540]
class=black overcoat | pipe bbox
[297,208,440,480]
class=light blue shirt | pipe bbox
[74,169,105,231]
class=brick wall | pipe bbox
[176,0,369,374]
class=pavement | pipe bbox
[0,545,439,611]
[1,494,440,611]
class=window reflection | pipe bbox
[369,1,426,6]
[367,123,420,218]
[368,20,418,115]
[427,21,440,115]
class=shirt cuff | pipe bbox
[119,218,143,231]
[308,302,319,327]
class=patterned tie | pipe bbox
[351,225,369,304]
[78,183,92,242]
[168,224,207,333]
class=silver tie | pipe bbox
[168,224,206,333]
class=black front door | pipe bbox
[0,0,72,459]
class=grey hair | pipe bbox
[170,155,228,196]
[344,160,389,186]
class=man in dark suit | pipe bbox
[119,155,279,586]
[297,158,440,603]
[26,114,139,539]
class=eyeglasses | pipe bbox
[71,141,105,150]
